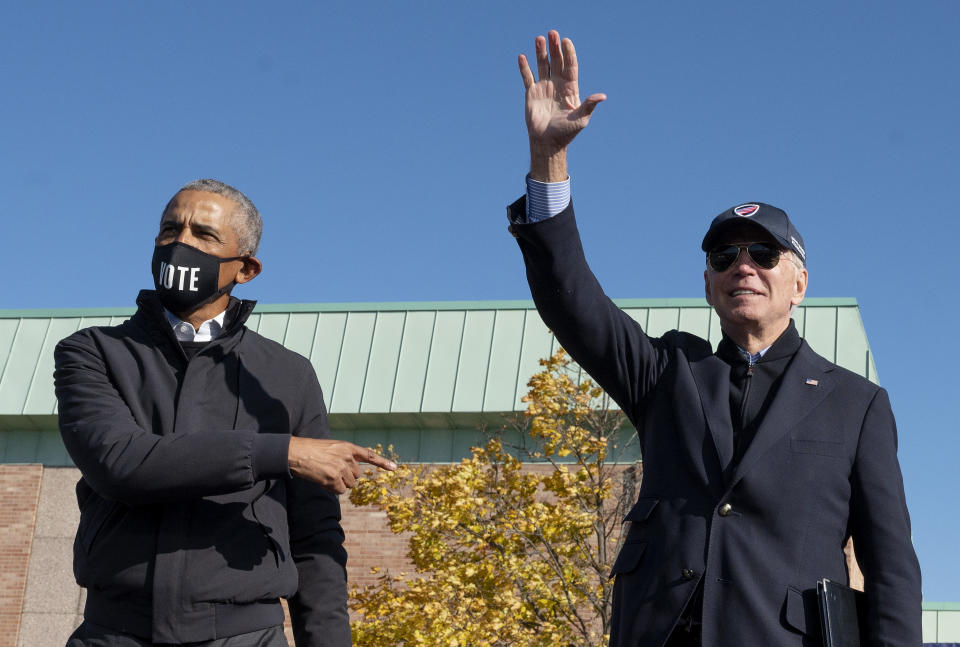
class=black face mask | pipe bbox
[151,242,246,315]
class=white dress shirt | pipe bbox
[165,309,227,342]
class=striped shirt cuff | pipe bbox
[525,175,571,222]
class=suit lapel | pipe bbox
[688,355,734,485]
[728,342,836,488]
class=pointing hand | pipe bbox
[288,436,398,494]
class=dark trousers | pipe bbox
[66,621,288,647]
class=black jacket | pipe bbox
[509,199,921,647]
[54,291,350,646]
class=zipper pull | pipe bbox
[746,362,755,376]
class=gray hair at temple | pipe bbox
[166,178,263,256]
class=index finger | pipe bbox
[518,54,535,89]
[357,447,398,471]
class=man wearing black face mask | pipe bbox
[54,179,396,647]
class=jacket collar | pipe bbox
[715,319,802,366]
[133,290,258,354]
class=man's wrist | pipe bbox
[529,145,568,183]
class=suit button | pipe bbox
[682,568,697,580]
[718,503,733,517]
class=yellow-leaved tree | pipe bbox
[349,349,640,646]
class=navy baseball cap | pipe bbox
[701,202,806,266]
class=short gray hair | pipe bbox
[165,178,262,256]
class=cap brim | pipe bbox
[702,219,791,252]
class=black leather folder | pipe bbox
[818,578,866,647]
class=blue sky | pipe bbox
[2,1,958,600]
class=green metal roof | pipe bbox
[0,298,877,464]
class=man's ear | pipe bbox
[234,257,262,285]
[703,269,713,306]
[791,267,808,307]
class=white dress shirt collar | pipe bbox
[737,344,771,366]
[165,309,227,342]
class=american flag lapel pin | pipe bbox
[805,378,819,386]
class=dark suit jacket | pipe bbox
[509,199,921,646]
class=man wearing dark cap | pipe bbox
[507,31,920,646]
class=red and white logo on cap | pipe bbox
[733,204,760,217]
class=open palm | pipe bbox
[519,31,605,153]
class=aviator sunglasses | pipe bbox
[707,242,783,273]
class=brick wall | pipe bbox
[0,465,43,647]
[18,467,85,646]
[342,498,415,590]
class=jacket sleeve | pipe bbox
[510,196,676,417]
[54,331,290,506]
[847,387,922,645]
[285,362,351,647]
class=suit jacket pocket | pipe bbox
[790,438,845,457]
[790,424,845,457]
[621,497,659,544]
[624,497,659,522]
[610,542,647,578]
[783,585,819,636]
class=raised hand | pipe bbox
[518,30,606,181]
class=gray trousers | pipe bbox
[66,621,289,647]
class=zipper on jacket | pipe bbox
[738,360,755,429]
[731,359,755,462]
